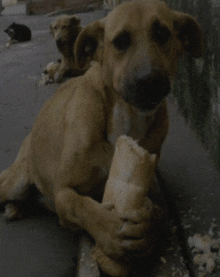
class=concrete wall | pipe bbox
[164,0,220,170]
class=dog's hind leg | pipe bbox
[0,133,33,220]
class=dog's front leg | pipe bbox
[55,187,150,260]
[5,38,16,48]
[54,67,66,83]
[54,58,70,83]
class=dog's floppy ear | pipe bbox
[75,19,105,68]
[174,12,204,57]
[70,15,81,26]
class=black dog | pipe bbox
[4,22,31,47]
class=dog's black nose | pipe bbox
[137,71,170,98]
[56,39,63,49]
[123,69,170,111]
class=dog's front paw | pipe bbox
[96,205,161,262]
[0,162,30,220]
[54,72,63,83]
[40,74,54,85]
[41,62,61,85]
[3,203,23,220]
[0,170,21,220]
[115,201,164,260]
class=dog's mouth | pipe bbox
[56,39,65,51]
[122,74,170,112]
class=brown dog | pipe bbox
[0,0,203,267]
[48,14,85,83]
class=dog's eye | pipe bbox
[152,20,171,45]
[62,26,68,29]
[113,31,131,52]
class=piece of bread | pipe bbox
[93,135,157,277]
[103,135,157,214]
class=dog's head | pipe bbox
[50,15,82,52]
[4,22,16,38]
[75,0,204,112]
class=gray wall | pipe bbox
[165,0,220,170]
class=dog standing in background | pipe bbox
[43,14,85,84]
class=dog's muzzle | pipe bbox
[56,39,65,51]
[4,28,15,38]
[122,69,170,112]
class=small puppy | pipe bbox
[4,22,31,48]
[47,14,86,83]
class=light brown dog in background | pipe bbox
[0,0,203,267]
[44,14,85,83]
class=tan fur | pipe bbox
[0,0,203,271]
[48,14,86,83]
